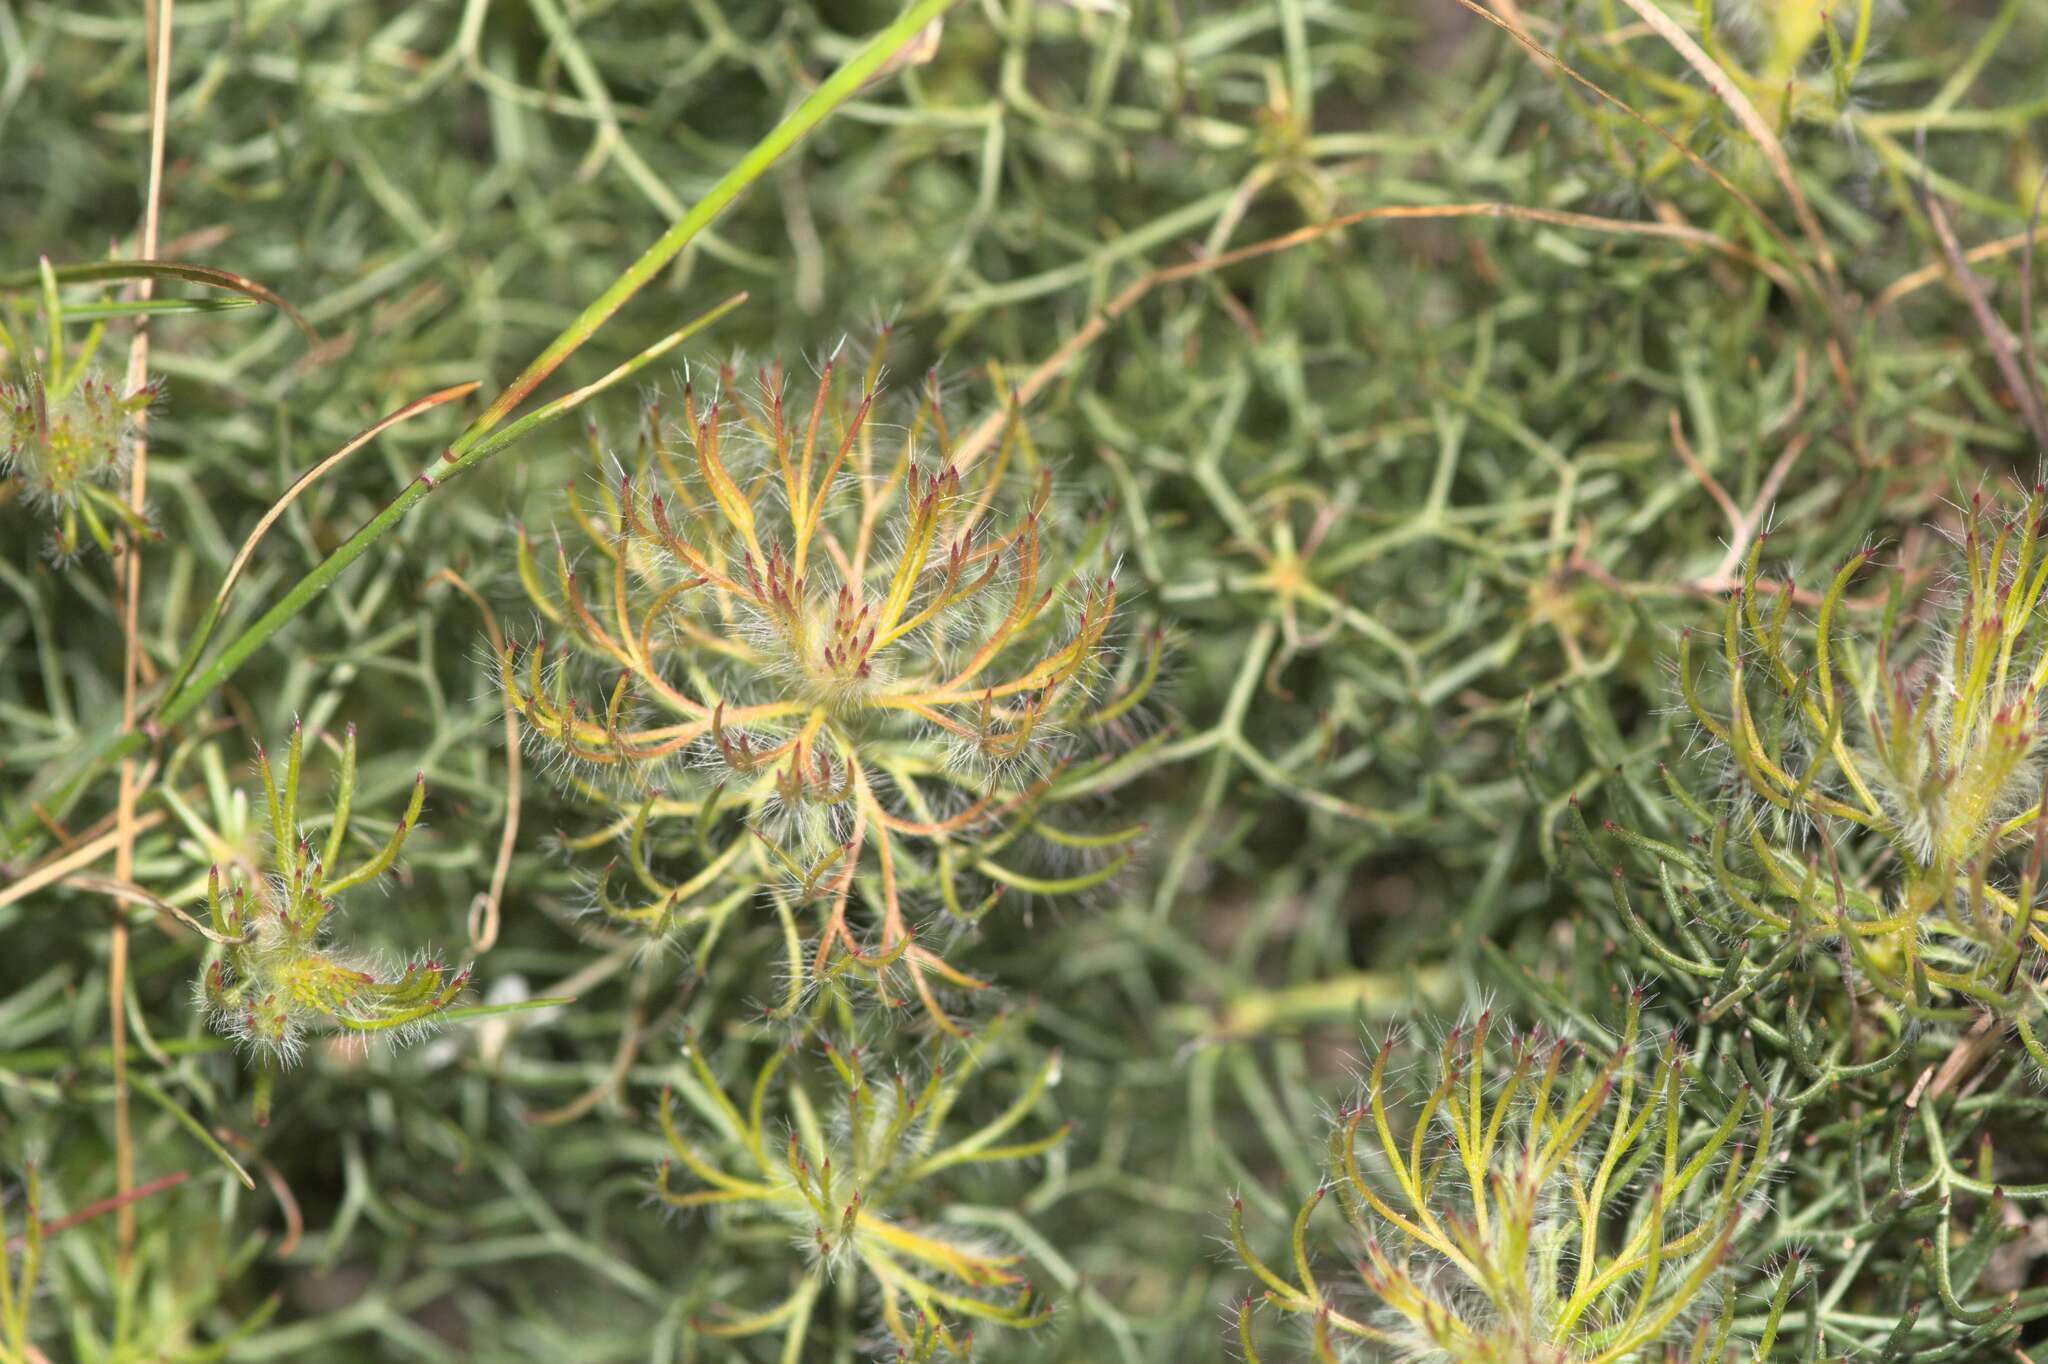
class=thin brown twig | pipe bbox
[3,1172,189,1255]
[1878,223,2048,309]
[1449,0,1830,327]
[525,961,652,1126]
[218,384,480,610]
[1477,0,1535,53]
[213,1129,303,1257]
[1914,140,2048,451]
[0,806,169,912]
[1929,1012,1997,1100]
[111,0,173,1264]
[952,200,1795,474]
[1669,408,1813,590]
[149,381,485,713]
[2022,169,2047,438]
[1605,0,1842,304]
[1576,520,1932,613]
[1905,1063,1936,1111]
[1668,408,1741,527]
[62,873,249,944]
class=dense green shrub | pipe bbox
[6,1,2048,1359]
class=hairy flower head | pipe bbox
[1235,994,1775,1363]
[506,338,1154,1027]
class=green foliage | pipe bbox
[6,0,2048,1359]
[0,1168,279,1364]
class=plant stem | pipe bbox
[110,0,174,1273]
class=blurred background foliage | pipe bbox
[5,0,2048,1358]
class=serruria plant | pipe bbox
[194,721,470,1124]
[0,337,159,559]
[1233,993,1785,1363]
[1613,487,2048,1020]
[505,338,1156,1030]
[654,1013,1067,1357]
[1548,489,2048,1357]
